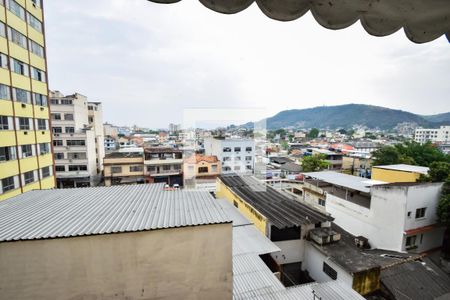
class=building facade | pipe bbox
[103,152,144,186]
[0,0,55,201]
[144,147,183,185]
[414,126,450,144]
[184,154,221,191]
[204,137,255,174]
[50,91,104,188]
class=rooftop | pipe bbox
[104,152,143,159]
[0,184,231,243]
[373,164,430,175]
[185,154,219,164]
[303,171,386,193]
[218,174,332,229]
[144,147,182,153]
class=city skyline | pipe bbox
[45,0,449,127]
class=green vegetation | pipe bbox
[372,142,449,167]
[301,154,330,172]
[308,128,319,139]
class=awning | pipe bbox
[148,0,450,44]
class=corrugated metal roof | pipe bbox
[311,281,365,300]
[0,184,231,242]
[219,175,332,229]
[233,225,280,256]
[303,171,386,193]
[217,198,252,227]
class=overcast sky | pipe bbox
[45,0,450,128]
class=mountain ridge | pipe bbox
[244,104,449,130]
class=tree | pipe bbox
[308,128,319,139]
[372,142,449,167]
[301,154,330,172]
[280,140,289,151]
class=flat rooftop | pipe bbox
[104,152,143,159]
[0,184,231,243]
[373,164,429,175]
[219,175,332,229]
[303,171,386,193]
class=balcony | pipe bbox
[144,158,183,166]
[148,169,182,176]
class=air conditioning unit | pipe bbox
[309,227,341,245]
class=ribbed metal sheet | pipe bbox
[233,225,280,256]
[0,184,231,242]
[311,281,365,300]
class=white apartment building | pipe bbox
[303,172,445,253]
[50,91,104,188]
[204,137,255,174]
[415,126,450,144]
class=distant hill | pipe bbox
[245,104,449,130]
[422,112,450,123]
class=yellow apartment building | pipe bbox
[0,0,54,201]
[103,152,144,186]
[371,164,429,183]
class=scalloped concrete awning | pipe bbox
[148,0,450,44]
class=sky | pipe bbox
[44,0,450,128]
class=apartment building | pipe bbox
[184,154,220,191]
[303,171,445,253]
[0,0,55,201]
[308,148,343,170]
[144,147,183,185]
[204,137,255,174]
[50,91,104,188]
[414,125,450,144]
[103,152,144,186]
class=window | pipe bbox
[246,165,252,170]
[68,165,87,171]
[29,40,44,57]
[0,116,9,130]
[415,207,426,219]
[129,165,143,172]
[88,116,94,123]
[65,127,75,133]
[31,67,45,82]
[0,21,5,37]
[406,235,417,248]
[198,166,208,173]
[37,119,46,130]
[51,113,61,120]
[21,144,32,157]
[407,211,412,218]
[34,93,47,106]
[163,165,171,171]
[0,84,10,100]
[318,199,326,206]
[0,146,16,161]
[52,127,62,134]
[50,99,59,105]
[223,166,231,171]
[223,156,231,162]
[8,27,27,48]
[68,152,86,160]
[234,147,241,152]
[61,99,72,105]
[27,13,42,32]
[223,147,231,152]
[1,176,16,193]
[173,164,181,170]
[54,152,64,160]
[246,147,252,152]
[234,156,241,161]
[18,117,30,130]
[31,0,41,8]
[41,166,50,178]
[0,53,8,68]
[211,164,217,172]
[234,166,241,171]
[323,262,337,280]
[23,170,34,184]
[111,166,122,174]
[39,143,49,155]
[233,201,239,208]
[147,166,156,172]
[7,0,25,20]
[245,156,252,161]
[64,113,73,120]
[53,140,63,146]
[55,165,65,172]
[67,140,85,146]
[14,88,30,103]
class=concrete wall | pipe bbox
[371,167,420,183]
[0,224,232,300]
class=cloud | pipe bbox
[45,0,450,128]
